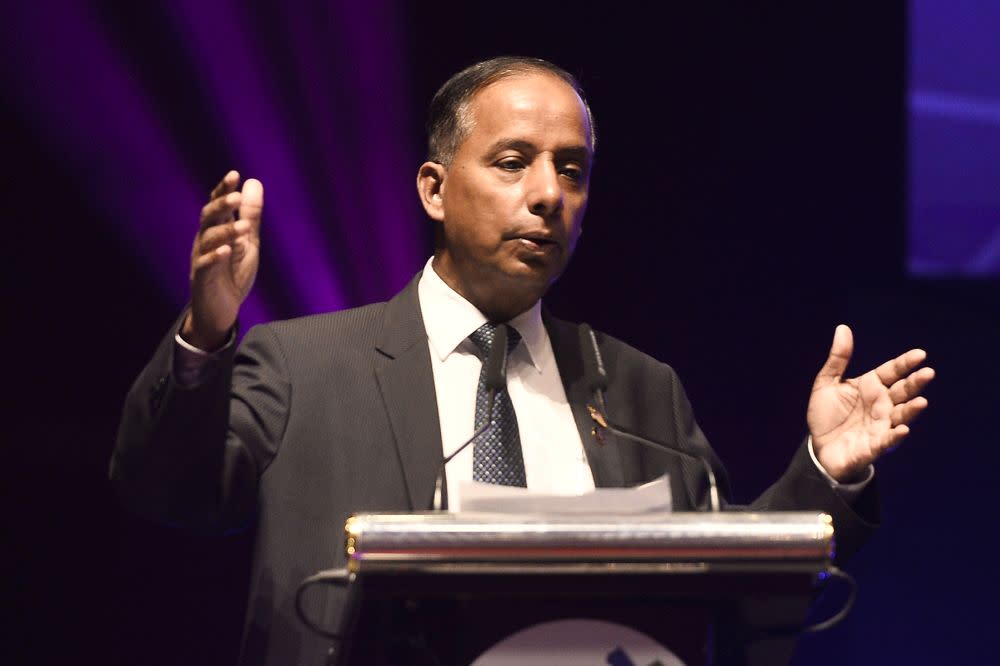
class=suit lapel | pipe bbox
[374,274,443,510]
[372,280,626,505]
[544,312,626,489]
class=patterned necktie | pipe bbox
[469,322,526,487]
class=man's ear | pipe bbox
[416,161,446,221]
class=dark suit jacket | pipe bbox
[112,274,877,666]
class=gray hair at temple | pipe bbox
[426,56,597,165]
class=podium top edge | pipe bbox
[343,512,835,568]
[346,511,833,528]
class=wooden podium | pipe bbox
[307,511,836,666]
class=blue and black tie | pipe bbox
[469,322,527,487]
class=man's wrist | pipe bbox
[173,320,235,388]
[807,436,874,490]
[180,310,232,352]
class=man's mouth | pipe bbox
[508,232,559,252]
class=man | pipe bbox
[113,57,934,665]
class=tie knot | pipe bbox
[469,322,520,360]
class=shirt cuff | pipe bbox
[807,436,874,503]
[173,328,235,388]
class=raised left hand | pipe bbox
[808,324,935,482]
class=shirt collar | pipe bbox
[417,257,545,372]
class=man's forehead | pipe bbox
[465,72,593,148]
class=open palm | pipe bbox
[808,325,934,482]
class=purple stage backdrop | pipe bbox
[909,0,1000,275]
[1,0,426,330]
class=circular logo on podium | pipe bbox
[471,618,686,665]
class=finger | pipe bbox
[239,178,264,230]
[209,170,240,200]
[874,348,928,386]
[192,243,232,276]
[200,191,242,230]
[888,366,936,403]
[876,424,910,455]
[196,219,251,254]
[814,324,853,384]
[230,235,249,262]
[890,396,928,427]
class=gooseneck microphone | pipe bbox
[432,324,509,511]
[578,323,721,512]
[580,325,609,412]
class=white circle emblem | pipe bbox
[471,618,686,665]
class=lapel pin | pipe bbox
[587,404,607,445]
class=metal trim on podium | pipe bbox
[320,512,836,665]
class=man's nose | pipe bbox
[526,161,563,217]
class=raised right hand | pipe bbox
[181,171,264,350]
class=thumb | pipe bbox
[815,324,853,385]
[239,178,264,228]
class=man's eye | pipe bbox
[497,159,524,171]
[560,166,584,181]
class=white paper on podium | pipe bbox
[456,475,672,514]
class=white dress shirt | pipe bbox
[173,259,872,506]
[417,258,595,510]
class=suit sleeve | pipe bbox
[750,439,879,564]
[649,363,877,565]
[110,315,290,531]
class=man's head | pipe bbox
[426,56,596,166]
[417,57,596,322]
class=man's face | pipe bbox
[426,72,593,319]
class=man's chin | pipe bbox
[463,262,563,320]
[504,258,564,290]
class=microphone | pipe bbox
[579,324,608,412]
[578,323,721,512]
[432,324,509,511]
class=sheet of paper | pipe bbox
[456,474,672,514]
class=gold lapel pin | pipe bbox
[587,404,607,445]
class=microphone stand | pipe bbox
[579,324,721,512]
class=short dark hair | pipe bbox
[426,56,596,165]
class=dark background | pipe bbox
[4,2,996,664]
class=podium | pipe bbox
[308,511,836,665]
